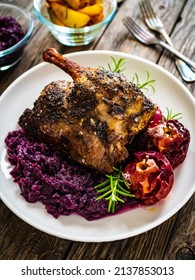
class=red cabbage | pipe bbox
[5,130,111,220]
[5,130,138,220]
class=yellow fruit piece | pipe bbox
[48,8,64,26]
[90,12,104,24]
[79,4,103,16]
[62,0,81,10]
[49,2,90,28]
[62,1,101,10]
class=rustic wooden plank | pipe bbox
[96,0,186,58]
[0,5,103,95]
[0,0,97,260]
[0,0,194,260]
[0,202,71,260]
[156,1,195,258]
[157,0,195,94]
[6,0,32,10]
[64,0,195,260]
[66,195,194,260]
[65,214,178,260]
[163,194,195,260]
[63,1,192,259]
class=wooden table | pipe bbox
[0,0,194,260]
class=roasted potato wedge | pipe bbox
[46,0,104,28]
[79,4,103,16]
[62,0,80,10]
[62,0,95,10]
[48,8,64,26]
[90,12,104,24]
[49,2,90,28]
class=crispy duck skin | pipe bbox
[19,48,157,173]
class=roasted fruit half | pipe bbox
[123,151,174,205]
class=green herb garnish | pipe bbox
[165,107,182,120]
[102,57,156,93]
[95,58,157,213]
[132,71,156,92]
[94,167,134,213]
[107,56,126,73]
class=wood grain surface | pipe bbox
[0,0,194,260]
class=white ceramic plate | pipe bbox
[0,50,194,242]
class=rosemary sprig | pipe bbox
[165,107,182,120]
[132,71,156,93]
[94,166,134,213]
[102,57,156,92]
[107,56,126,73]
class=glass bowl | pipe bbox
[33,0,117,46]
[0,2,34,71]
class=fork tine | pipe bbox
[125,17,152,38]
[123,17,136,38]
[140,0,156,27]
[122,16,152,43]
[123,17,140,35]
[123,17,140,39]
[139,0,152,20]
[140,0,162,28]
[122,17,143,41]
[144,0,156,18]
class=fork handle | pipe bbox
[158,40,195,71]
[160,29,174,47]
[160,29,195,82]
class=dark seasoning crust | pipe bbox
[19,48,157,173]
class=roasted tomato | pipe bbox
[123,151,174,205]
[147,119,190,168]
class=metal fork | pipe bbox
[139,0,195,82]
[122,16,195,71]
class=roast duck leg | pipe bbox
[19,48,157,173]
